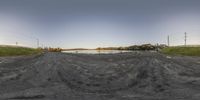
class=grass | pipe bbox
[0,46,42,57]
[161,47,200,56]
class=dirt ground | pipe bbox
[0,52,200,100]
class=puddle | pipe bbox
[166,56,172,59]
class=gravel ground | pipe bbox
[0,52,200,100]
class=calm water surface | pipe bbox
[62,50,133,54]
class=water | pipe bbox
[62,50,132,54]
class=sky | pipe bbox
[0,0,200,48]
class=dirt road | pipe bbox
[0,52,200,100]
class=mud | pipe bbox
[0,52,200,100]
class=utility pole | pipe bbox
[16,42,18,46]
[40,43,44,49]
[184,32,187,46]
[167,35,170,46]
[37,39,39,48]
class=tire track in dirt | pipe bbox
[0,52,200,100]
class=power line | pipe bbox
[0,30,41,48]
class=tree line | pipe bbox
[96,44,167,51]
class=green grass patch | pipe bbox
[161,47,200,56]
[0,46,42,57]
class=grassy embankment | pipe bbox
[161,47,200,56]
[0,46,42,56]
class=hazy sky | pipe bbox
[0,0,200,48]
